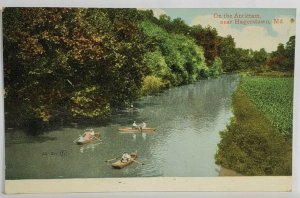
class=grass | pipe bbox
[215,75,293,175]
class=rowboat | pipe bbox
[111,152,137,169]
[118,127,156,133]
[75,132,101,145]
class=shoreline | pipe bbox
[218,166,242,176]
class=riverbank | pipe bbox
[215,75,293,176]
[219,166,242,176]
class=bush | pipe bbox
[141,75,166,95]
[209,57,223,77]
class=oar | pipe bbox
[105,157,119,162]
[92,135,101,141]
[73,137,80,143]
[132,159,145,165]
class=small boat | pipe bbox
[75,132,101,145]
[112,152,137,169]
[118,128,156,133]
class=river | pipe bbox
[5,74,239,179]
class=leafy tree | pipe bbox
[141,21,208,86]
[284,36,295,71]
[3,8,147,129]
[210,57,223,77]
[251,48,268,72]
[219,35,239,72]
[190,25,221,66]
[266,36,295,72]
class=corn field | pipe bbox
[240,76,294,136]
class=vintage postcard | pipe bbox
[1,4,297,195]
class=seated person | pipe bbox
[121,152,131,162]
[141,122,146,129]
[83,131,92,140]
[132,121,138,129]
[90,129,95,136]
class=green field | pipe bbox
[215,75,293,175]
[240,76,293,136]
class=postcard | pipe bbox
[1,3,298,195]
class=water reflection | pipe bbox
[79,142,101,153]
[132,134,137,141]
[142,133,147,140]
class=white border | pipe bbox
[0,0,299,197]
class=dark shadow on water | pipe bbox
[5,135,57,145]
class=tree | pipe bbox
[3,8,148,130]
[219,35,239,72]
[141,21,208,86]
[266,36,295,72]
[285,36,295,71]
[190,25,221,66]
[251,48,268,72]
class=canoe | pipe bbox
[112,152,137,169]
[75,132,101,145]
[118,128,156,133]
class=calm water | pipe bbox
[5,75,239,179]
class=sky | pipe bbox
[149,8,296,52]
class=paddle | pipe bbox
[105,157,119,163]
[73,137,80,143]
[93,135,101,141]
[132,159,145,165]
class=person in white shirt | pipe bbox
[132,121,138,129]
[90,129,95,136]
[121,152,131,162]
[141,122,146,129]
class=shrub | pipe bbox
[141,75,166,95]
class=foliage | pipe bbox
[250,48,268,72]
[140,75,166,95]
[70,86,110,118]
[141,20,208,86]
[3,8,147,128]
[215,84,292,175]
[157,14,190,35]
[190,25,221,66]
[266,36,295,72]
[219,35,238,72]
[239,76,293,136]
[142,50,174,87]
[209,57,223,77]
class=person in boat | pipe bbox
[138,121,146,130]
[141,121,146,129]
[130,104,134,110]
[121,152,131,162]
[132,121,138,129]
[90,129,95,136]
[83,129,93,141]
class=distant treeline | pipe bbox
[3,8,295,133]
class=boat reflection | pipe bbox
[132,134,137,141]
[79,142,101,153]
[142,132,147,140]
